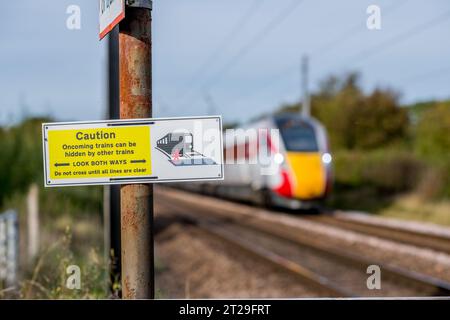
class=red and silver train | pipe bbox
[186,113,333,209]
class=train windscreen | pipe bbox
[276,118,318,152]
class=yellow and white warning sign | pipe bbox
[48,125,151,180]
[43,117,223,187]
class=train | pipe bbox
[176,113,333,210]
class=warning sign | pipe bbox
[42,116,223,187]
[48,126,151,180]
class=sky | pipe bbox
[1,0,450,125]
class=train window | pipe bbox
[276,118,318,152]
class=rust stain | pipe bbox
[121,184,150,233]
[123,277,136,299]
[119,8,152,120]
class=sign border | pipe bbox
[42,116,224,187]
[99,0,126,40]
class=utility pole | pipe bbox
[301,54,310,118]
[203,92,217,116]
[119,0,153,299]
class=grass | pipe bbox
[327,185,394,213]
[16,215,109,299]
[0,187,109,299]
[378,194,450,227]
[328,183,450,227]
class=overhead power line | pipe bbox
[224,1,410,107]
[176,0,266,100]
[180,0,307,109]
[400,66,450,84]
[311,0,409,58]
[202,0,306,91]
[228,5,450,106]
[347,9,450,64]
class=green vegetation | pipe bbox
[279,73,409,150]
[18,223,107,299]
[0,117,105,298]
[313,73,408,150]
[0,117,103,213]
[415,102,450,163]
[0,118,45,207]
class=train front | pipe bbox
[269,114,332,209]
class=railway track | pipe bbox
[304,213,450,255]
[156,188,450,298]
[158,202,353,297]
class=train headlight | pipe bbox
[322,153,332,164]
[274,153,284,165]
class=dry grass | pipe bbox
[0,214,109,299]
[379,193,450,226]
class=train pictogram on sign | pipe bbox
[155,132,217,166]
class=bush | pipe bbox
[412,102,450,199]
[416,166,450,200]
[333,150,425,193]
[17,226,107,299]
[415,102,450,165]
[0,118,103,216]
[0,118,47,207]
[279,73,409,151]
[312,73,408,150]
[362,151,424,192]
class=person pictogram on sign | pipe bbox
[171,148,181,164]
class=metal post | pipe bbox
[0,218,6,284]
[119,1,153,299]
[6,212,18,287]
[0,211,18,289]
[27,183,39,262]
[301,55,310,118]
[107,25,122,298]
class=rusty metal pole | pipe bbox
[119,0,153,299]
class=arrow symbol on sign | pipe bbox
[131,159,146,164]
[55,163,70,167]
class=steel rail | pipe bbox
[156,189,450,297]
[159,202,355,298]
[304,215,450,255]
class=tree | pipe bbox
[352,88,408,149]
[0,117,48,207]
[415,102,450,164]
[311,73,408,150]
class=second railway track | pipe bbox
[303,213,450,255]
[156,188,450,298]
